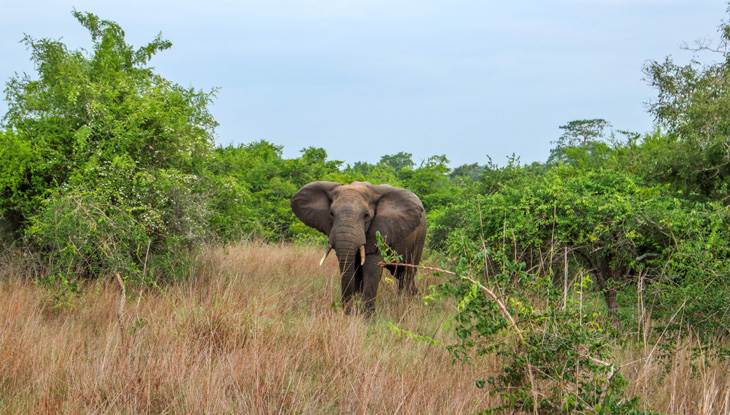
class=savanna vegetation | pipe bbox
[0,10,728,414]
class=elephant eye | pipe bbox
[363,212,370,219]
[329,210,334,217]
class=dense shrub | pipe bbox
[206,143,344,242]
[429,165,730,338]
[0,11,215,283]
[26,191,148,281]
[646,201,730,337]
[426,235,643,413]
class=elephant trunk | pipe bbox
[335,241,361,301]
[334,241,364,273]
[331,216,367,295]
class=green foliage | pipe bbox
[206,142,345,242]
[27,191,149,281]
[375,230,403,263]
[349,153,463,212]
[430,238,643,413]
[0,11,214,283]
[430,163,730,338]
[549,118,611,164]
[379,151,415,172]
[205,143,468,243]
[646,201,730,337]
[642,19,730,201]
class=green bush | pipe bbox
[428,235,643,413]
[26,164,209,283]
[26,191,149,282]
[206,142,343,242]
[430,164,730,338]
[646,201,730,337]
[0,11,215,283]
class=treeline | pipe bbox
[206,144,461,242]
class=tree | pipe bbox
[0,11,216,281]
[1,11,216,232]
[643,16,730,201]
[450,163,485,182]
[557,119,610,146]
[548,119,611,164]
[379,152,415,173]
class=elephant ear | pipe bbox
[367,185,424,251]
[291,181,340,235]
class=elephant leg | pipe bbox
[395,266,418,296]
[404,246,423,296]
[396,266,406,293]
[355,266,364,293]
[403,267,418,295]
[361,254,383,317]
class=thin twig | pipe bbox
[142,239,151,280]
[378,261,455,275]
[460,274,521,337]
[114,272,127,342]
[563,247,568,310]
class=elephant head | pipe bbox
[291,181,424,284]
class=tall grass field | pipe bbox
[1,243,727,414]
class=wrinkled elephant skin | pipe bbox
[291,181,427,316]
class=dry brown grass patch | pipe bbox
[0,242,727,414]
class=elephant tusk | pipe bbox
[319,246,332,266]
[359,245,366,266]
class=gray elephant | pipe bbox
[291,181,427,315]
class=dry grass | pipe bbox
[620,335,730,415]
[0,242,728,414]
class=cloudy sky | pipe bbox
[0,1,725,166]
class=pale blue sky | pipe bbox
[0,1,725,166]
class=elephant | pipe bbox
[291,181,427,316]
